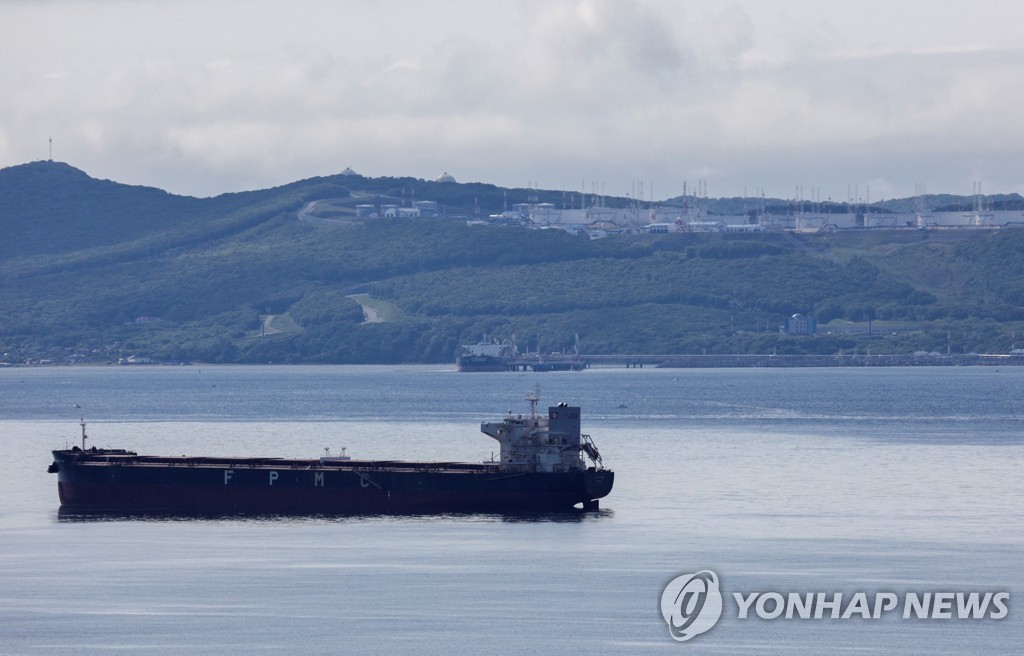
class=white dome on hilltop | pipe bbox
[435,171,456,183]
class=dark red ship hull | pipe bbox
[49,449,614,515]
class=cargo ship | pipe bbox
[48,394,613,515]
[455,338,516,372]
[456,334,587,372]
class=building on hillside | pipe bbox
[784,314,816,335]
[413,200,440,217]
[723,223,765,233]
[794,213,858,232]
[684,220,727,233]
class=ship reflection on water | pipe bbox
[55,506,615,523]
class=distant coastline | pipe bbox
[7,353,1024,369]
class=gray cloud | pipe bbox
[1,0,1023,199]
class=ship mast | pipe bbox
[80,418,88,450]
[525,384,540,419]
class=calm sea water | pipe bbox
[1,365,1021,654]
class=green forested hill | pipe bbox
[2,161,1023,364]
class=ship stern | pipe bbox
[582,469,614,510]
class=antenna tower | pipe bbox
[526,384,540,418]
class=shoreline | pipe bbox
[6,353,1024,369]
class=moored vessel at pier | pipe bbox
[455,339,515,372]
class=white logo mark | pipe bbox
[660,570,723,642]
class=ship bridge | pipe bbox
[481,400,595,473]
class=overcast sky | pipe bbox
[2,0,1023,200]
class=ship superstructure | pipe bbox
[482,390,603,473]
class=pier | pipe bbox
[578,353,1024,368]
[506,358,587,372]
[468,352,1024,372]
